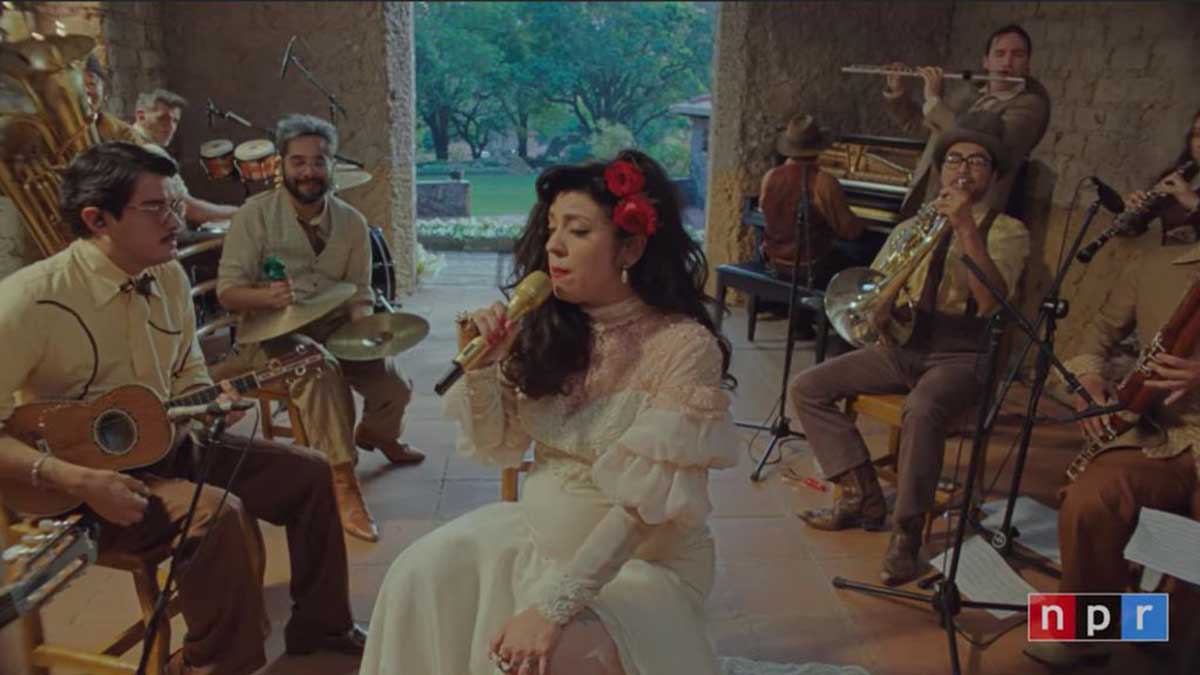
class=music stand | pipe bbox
[743,162,817,482]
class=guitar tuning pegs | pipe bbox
[2,544,35,562]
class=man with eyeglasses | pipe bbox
[0,143,366,674]
[883,23,1051,218]
[215,113,423,543]
[789,111,1030,585]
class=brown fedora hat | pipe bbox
[934,110,1010,176]
[776,114,832,158]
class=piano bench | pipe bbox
[714,261,829,362]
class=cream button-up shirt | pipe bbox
[0,239,210,430]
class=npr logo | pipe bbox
[1028,593,1169,642]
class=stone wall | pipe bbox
[417,180,471,219]
[706,1,1200,361]
[99,1,165,121]
[157,1,417,290]
[706,1,953,285]
[944,2,1200,360]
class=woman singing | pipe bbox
[361,149,740,674]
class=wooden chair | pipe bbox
[1,499,180,674]
[845,319,1015,541]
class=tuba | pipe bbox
[0,37,98,258]
[823,177,965,348]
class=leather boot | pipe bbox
[880,515,926,586]
[355,426,426,465]
[331,462,380,542]
[799,462,886,531]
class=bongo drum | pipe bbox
[198,139,235,180]
[234,139,280,185]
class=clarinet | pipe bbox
[1077,160,1198,263]
[1066,277,1200,481]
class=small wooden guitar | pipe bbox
[3,344,323,516]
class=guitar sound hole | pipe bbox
[93,410,137,456]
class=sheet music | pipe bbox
[1123,507,1200,586]
[929,535,1036,619]
[979,496,1062,564]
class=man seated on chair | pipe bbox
[759,114,864,339]
[1022,235,1200,670]
[0,142,365,674]
[215,113,423,543]
[789,110,1030,586]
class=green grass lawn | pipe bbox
[419,173,538,217]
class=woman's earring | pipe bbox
[621,267,629,285]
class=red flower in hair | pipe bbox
[605,159,646,198]
[612,193,658,237]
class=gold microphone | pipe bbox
[434,271,552,396]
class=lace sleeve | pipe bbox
[442,364,531,467]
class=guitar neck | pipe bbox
[165,372,261,410]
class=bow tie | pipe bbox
[121,273,156,297]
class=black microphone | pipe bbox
[206,98,216,129]
[1089,176,1126,214]
[279,35,297,79]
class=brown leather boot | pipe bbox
[798,462,886,531]
[355,426,426,465]
[331,462,380,542]
[880,515,926,586]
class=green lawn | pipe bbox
[419,173,538,217]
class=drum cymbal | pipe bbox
[4,35,95,72]
[333,165,372,192]
[237,281,356,345]
[324,311,430,361]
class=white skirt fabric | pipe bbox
[360,470,870,675]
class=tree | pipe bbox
[414,2,500,160]
[527,2,714,142]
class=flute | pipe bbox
[842,64,1025,85]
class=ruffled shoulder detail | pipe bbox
[592,408,739,526]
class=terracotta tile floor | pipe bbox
[0,252,1179,674]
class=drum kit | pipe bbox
[0,29,429,362]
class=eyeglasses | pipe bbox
[127,199,186,224]
[943,153,993,170]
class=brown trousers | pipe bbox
[212,311,413,466]
[97,434,353,675]
[1058,449,1198,593]
[790,345,983,521]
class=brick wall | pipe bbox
[99,1,165,120]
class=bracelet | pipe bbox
[30,454,50,488]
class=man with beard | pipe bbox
[215,114,422,543]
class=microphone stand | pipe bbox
[832,307,1024,675]
[281,49,349,128]
[134,413,228,675]
[744,161,816,482]
[975,197,1110,563]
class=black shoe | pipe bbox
[284,622,367,657]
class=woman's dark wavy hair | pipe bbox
[1155,107,1200,182]
[501,148,734,399]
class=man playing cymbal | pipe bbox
[216,113,422,543]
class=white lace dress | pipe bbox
[360,297,868,675]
